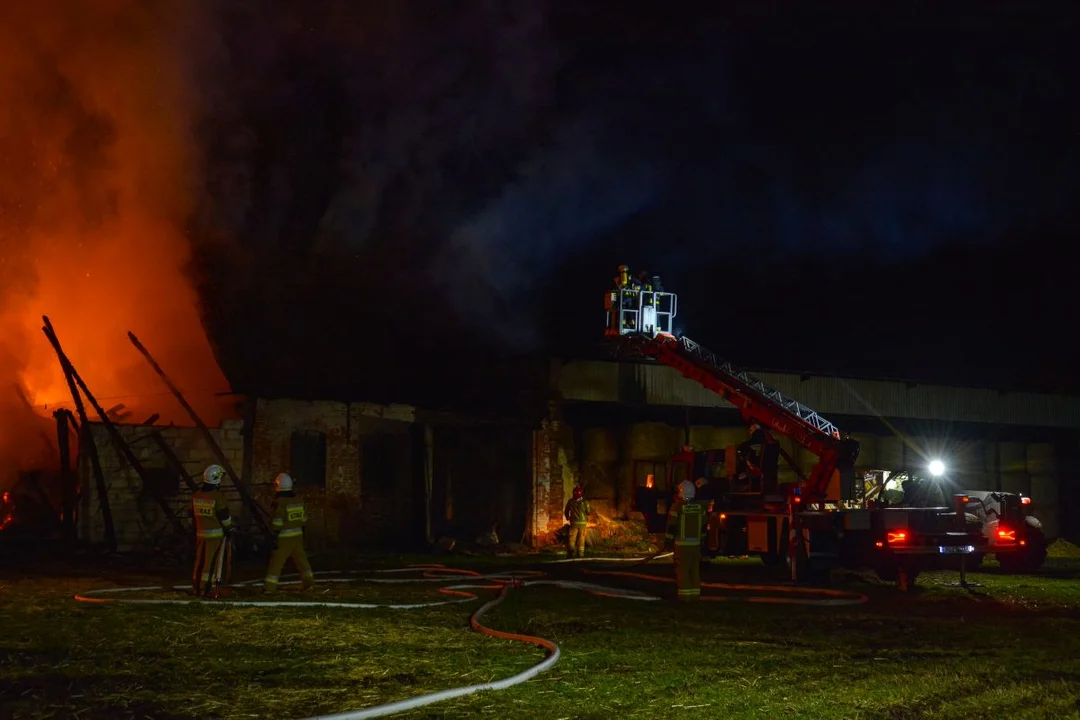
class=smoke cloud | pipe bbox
[187,3,1077,376]
[0,0,232,486]
[432,115,663,348]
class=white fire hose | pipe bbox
[73,557,866,719]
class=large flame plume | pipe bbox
[0,1,232,488]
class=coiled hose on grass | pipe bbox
[73,558,866,719]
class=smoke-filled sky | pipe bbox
[4,0,1079,444]
[185,1,1080,399]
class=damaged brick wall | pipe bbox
[79,420,244,550]
[250,398,417,551]
[528,420,578,546]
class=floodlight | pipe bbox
[928,459,945,477]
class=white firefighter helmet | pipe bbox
[678,480,696,501]
[274,472,294,492]
[203,464,225,486]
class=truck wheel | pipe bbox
[997,536,1048,574]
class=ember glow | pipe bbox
[0,1,233,486]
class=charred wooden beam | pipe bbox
[54,409,77,540]
[42,318,187,539]
[39,321,116,553]
[127,332,272,541]
[105,403,132,423]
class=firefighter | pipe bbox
[564,486,592,558]
[666,479,704,601]
[192,464,234,597]
[263,472,315,592]
[738,423,766,468]
[635,270,653,291]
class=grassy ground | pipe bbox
[2,547,1080,720]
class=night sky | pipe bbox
[186,2,1080,408]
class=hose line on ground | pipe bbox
[72,560,865,719]
[73,565,659,720]
[582,568,869,607]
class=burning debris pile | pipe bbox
[549,510,656,556]
[1,0,234,533]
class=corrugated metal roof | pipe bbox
[556,360,1080,429]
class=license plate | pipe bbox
[938,545,975,555]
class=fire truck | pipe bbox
[604,266,985,590]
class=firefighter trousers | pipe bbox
[193,535,231,594]
[264,535,314,591]
[568,523,588,557]
[673,543,701,600]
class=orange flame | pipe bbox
[0,1,233,486]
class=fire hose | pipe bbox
[549,551,674,568]
[73,565,659,719]
[73,562,867,718]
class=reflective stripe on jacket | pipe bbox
[564,497,591,525]
[666,501,704,546]
[271,496,307,539]
[192,489,233,538]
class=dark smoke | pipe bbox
[429,115,663,348]
[187,3,1080,386]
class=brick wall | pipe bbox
[77,398,535,552]
[528,421,578,546]
[250,398,417,551]
[79,420,245,550]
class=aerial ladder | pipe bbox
[603,265,860,508]
[603,265,981,588]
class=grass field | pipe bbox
[3,545,1080,720]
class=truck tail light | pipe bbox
[886,531,907,545]
[997,527,1017,544]
[1021,497,1032,506]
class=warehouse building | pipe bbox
[528,358,1080,545]
[70,356,1080,553]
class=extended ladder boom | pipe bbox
[653,334,839,453]
[605,270,859,499]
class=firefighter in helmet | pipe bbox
[263,472,315,592]
[564,486,592,558]
[634,270,653,292]
[666,479,704,600]
[739,423,766,467]
[191,464,235,596]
